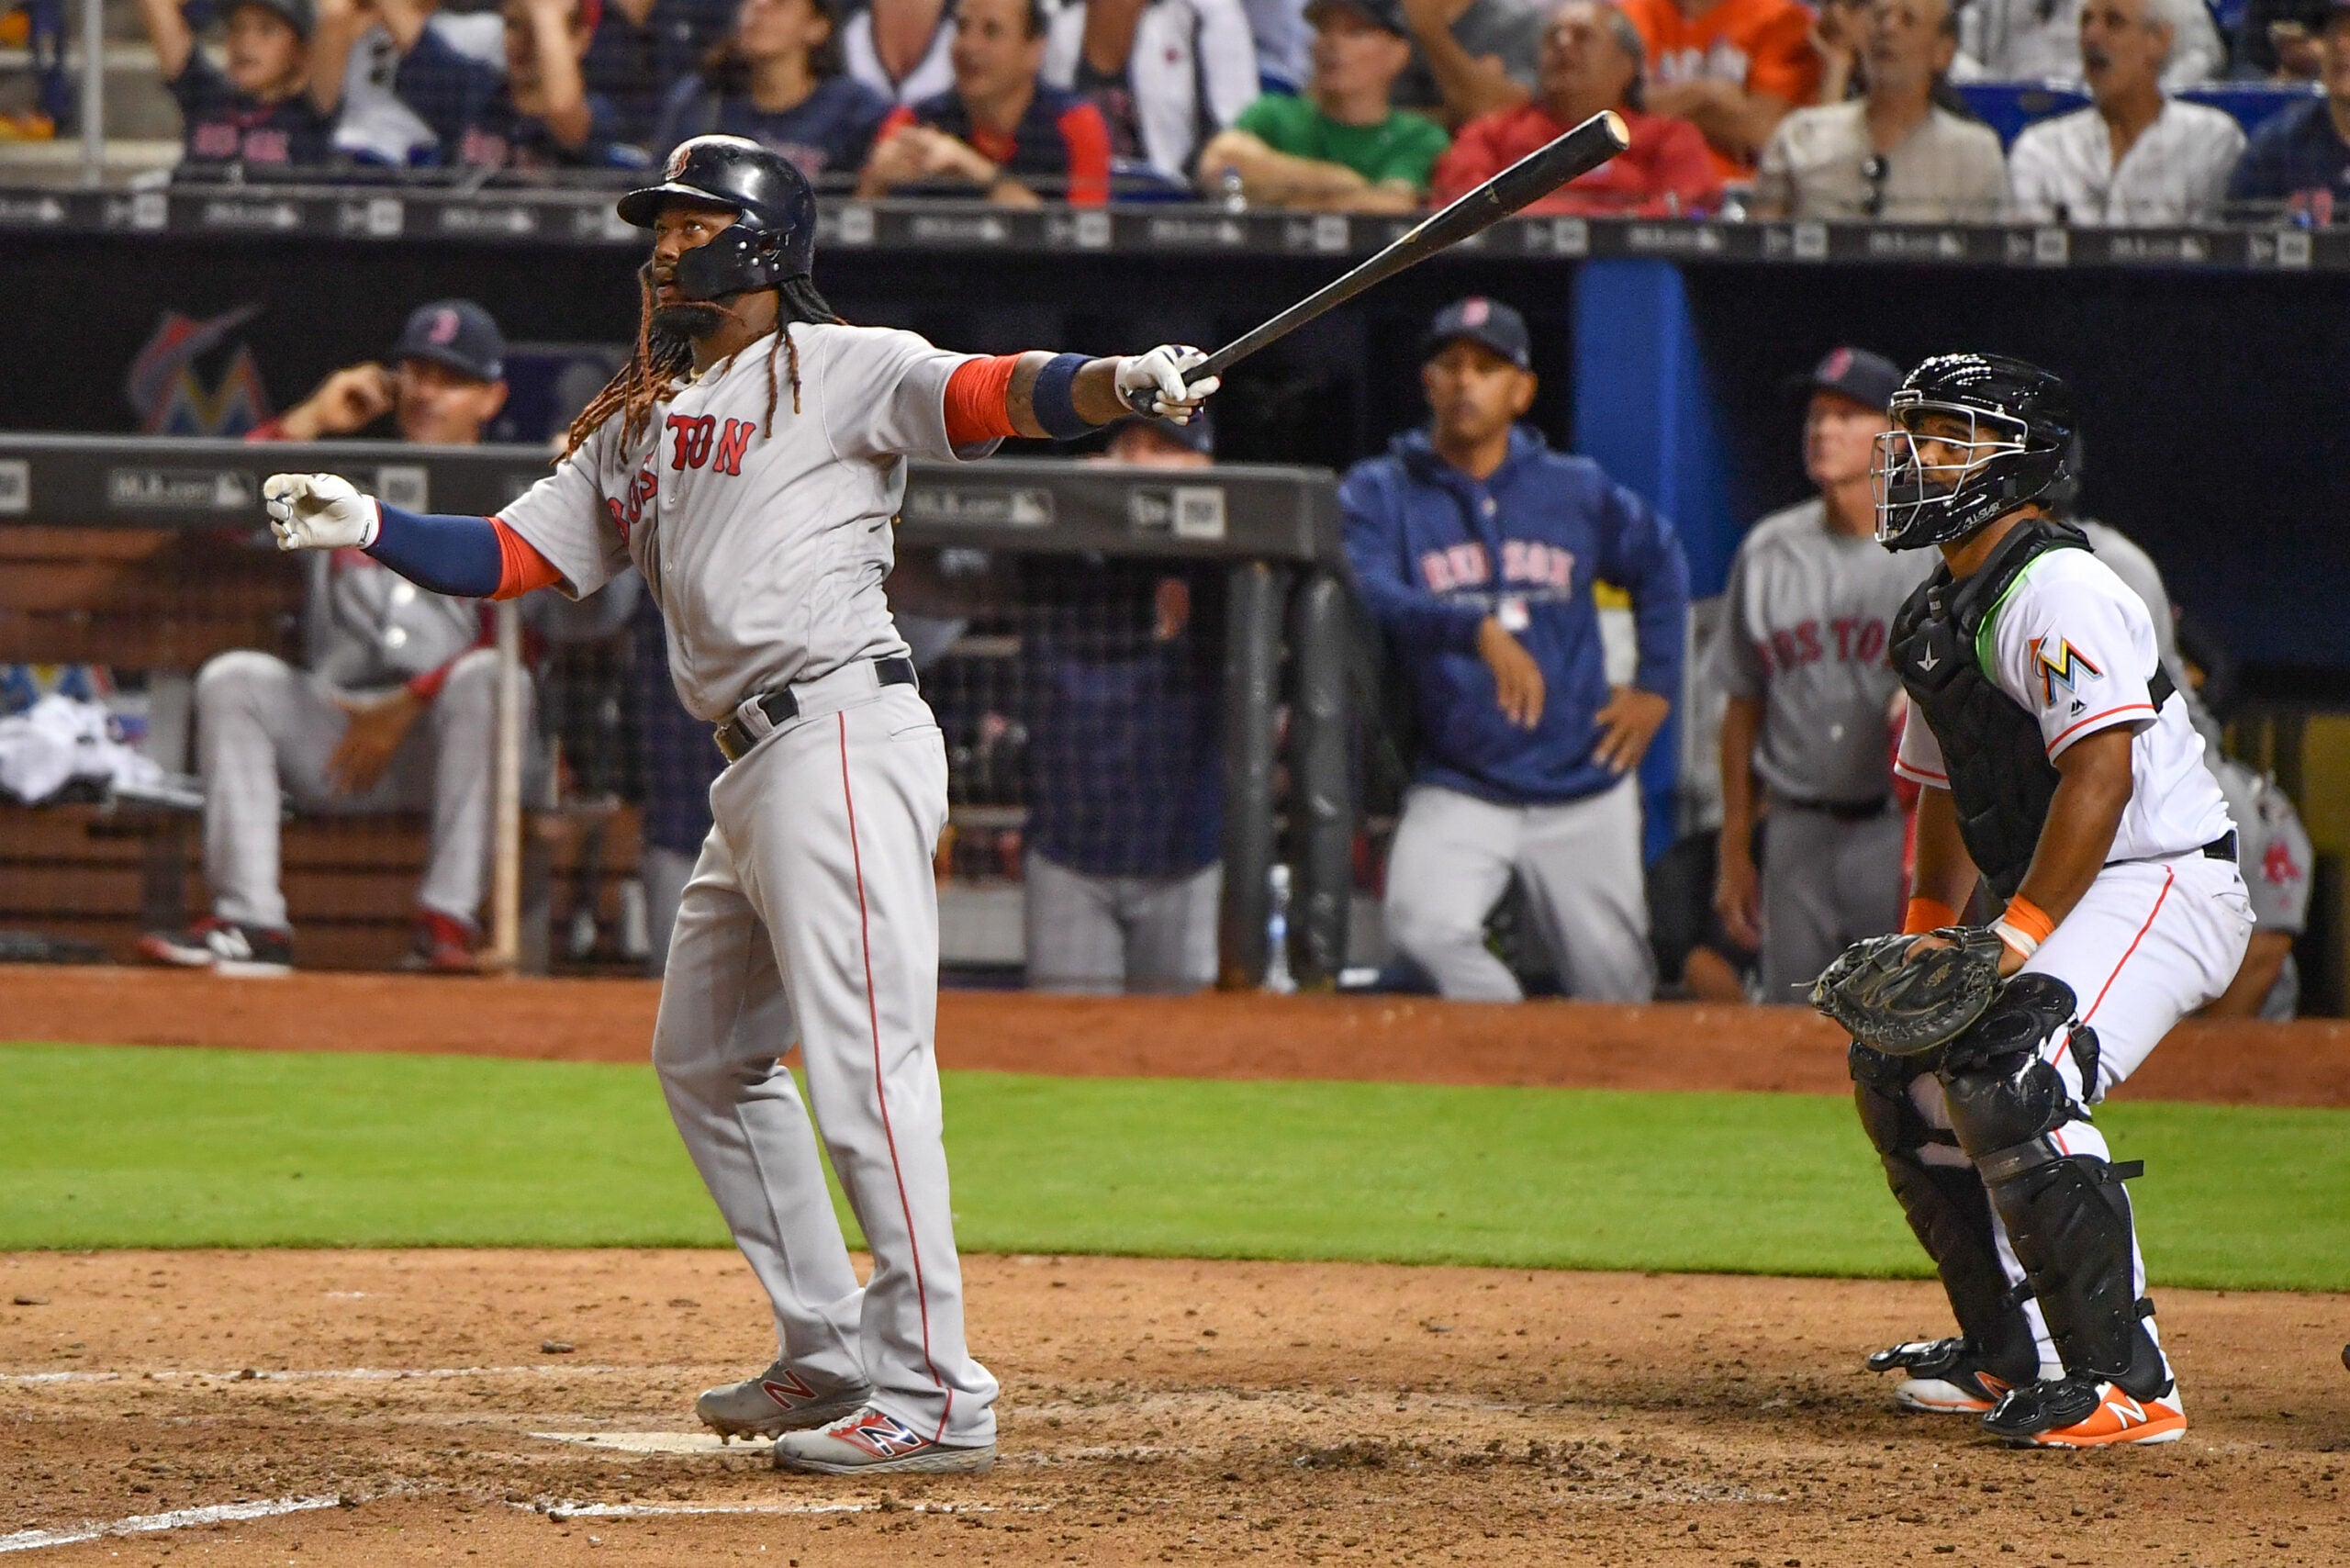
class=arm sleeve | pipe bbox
[1594,480,1689,697]
[1338,466,1487,654]
[1707,547,1764,701]
[1231,93,1292,147]
[1743,3,1821,105]
[392,24,504,146]
[495,431,631,599]
[2007,127,2058,223]
[165,50,229,118]
[1894,702,1947,786]
[1991,560,2159,759]
[363,505,504,597]
[816,327,998,464]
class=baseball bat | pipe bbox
[1185,109,1631,388]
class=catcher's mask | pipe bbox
[1871,353,2074,551]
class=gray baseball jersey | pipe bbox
[498,322,982,721]
[498,319,1002,1449]
[304,551,480,692]
[2210,755,2311,1019]
[1710,499,1931,803]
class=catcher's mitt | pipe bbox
[1810,927,2005,1058]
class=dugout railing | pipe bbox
[0,434,1351,989]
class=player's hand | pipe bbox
[326,687,423,796]
[1905,928,2027,978]
[264,472,380,552]
[1714,843,1762,952]
[1116,344,1218,423]
[1593,684,1670,774]
[1476,616,1545,729]
[280,363,395,440]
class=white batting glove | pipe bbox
[263,472,379,552]
[1115,344,1219,424]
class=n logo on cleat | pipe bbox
[760,1370,818,1408]
[838,1411,926,1459]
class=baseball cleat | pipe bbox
[1866,1337,2015,1414]
[694,1363,873,1441]
[137,917,294,978]
[1983,1374,2187,1448]
[771,1406,995,1475]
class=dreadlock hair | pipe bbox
[566,269,847,455]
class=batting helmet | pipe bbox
[1872,353,2076,551]
[618,134,817,301]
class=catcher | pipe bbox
[1814,353,2250,1449]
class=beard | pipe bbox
[650,300,730,341]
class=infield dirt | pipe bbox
[4,1249,2346,1566]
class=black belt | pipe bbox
[2203,830,2237,863]
[1779,795,1894,822]
[713,656,918,764]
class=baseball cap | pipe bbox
[228,0,314,39]
[1796,345,1902,411]
[1304,0,1411,37]
[391,300,507,384]
[1421,297,1532,369]
[1111,408,1215,457]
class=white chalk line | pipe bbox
[0,1495,343,1554]
[523,1500,1033,1522]
[1,1362,693,1386]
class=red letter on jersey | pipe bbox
[711,418,755,476]
[666,414,699,470]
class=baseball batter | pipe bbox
[1713,348,1930,1000]
[257,134,1218,1474]
[1852,354,2250,1448]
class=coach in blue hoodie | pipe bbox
[1345,297,1688,1002]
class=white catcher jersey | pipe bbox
[498,323,992,722]
[1895,545,2232,864]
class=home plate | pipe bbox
[530,1431,754,1455]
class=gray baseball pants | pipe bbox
[652,666,997,1447]
[1383,778,1654,1002]
[1024,850,1220,994]
[196,647,518,932]
[1756,804,1906,1002]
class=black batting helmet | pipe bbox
[619,134,817,301]
[1871,353,2076,551]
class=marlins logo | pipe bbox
[2030,636,2102,708]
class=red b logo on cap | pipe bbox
[1821,346,1853,379]
[430,308,460,345]
[1462,297,1491,327]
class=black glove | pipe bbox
[1810,927,2005,1058]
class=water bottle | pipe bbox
[1264,863,1298,994]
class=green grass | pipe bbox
[3,1042,2345,1291]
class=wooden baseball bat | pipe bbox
[1185,110,1631,388]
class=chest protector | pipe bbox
[1890,519,2172,902]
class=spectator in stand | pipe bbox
[1711,349,1928,1002]
[652,0,890,174]
[2234,0,2333,81]
[1247,0,1315,87]
[1808,0,1863,104]
[1346,297,1688,1003]
[1021,416,1225,995]
[1195,0,1449,210]
[1752,0,2004,220]
[844,0,960,102]
[383,0,630,168]
[138,0,334,169]
[1436,0,1719,215]
[2227,0,2350,221]
[2009,0,2244,224]
[1392,0,1543,129]
[582,0,735,147]
[858,0,1113,203]
[140,302,528,977]
[308,0,505,166]
[1041,0,1260,182]
[1956,0,2223,86]
[1616,0,1820,180]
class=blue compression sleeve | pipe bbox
[364,503,504,598]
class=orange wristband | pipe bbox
[1994,895,2056,958]
[1903,897,1957,935]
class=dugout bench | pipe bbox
[0,435,1350,988]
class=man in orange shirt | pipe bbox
[1617,0,1819,176]
[1435,0,1722,212]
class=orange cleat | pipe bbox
[1985,1374,2186,1448]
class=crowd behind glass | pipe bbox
[62,0,2350,224]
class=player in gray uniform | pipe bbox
[255,135,1218,1474]
[140,300,522,976]
[1713,349,1930,1000]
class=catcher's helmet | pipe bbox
[1871,353,2076,551]
[619,134,817,300]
